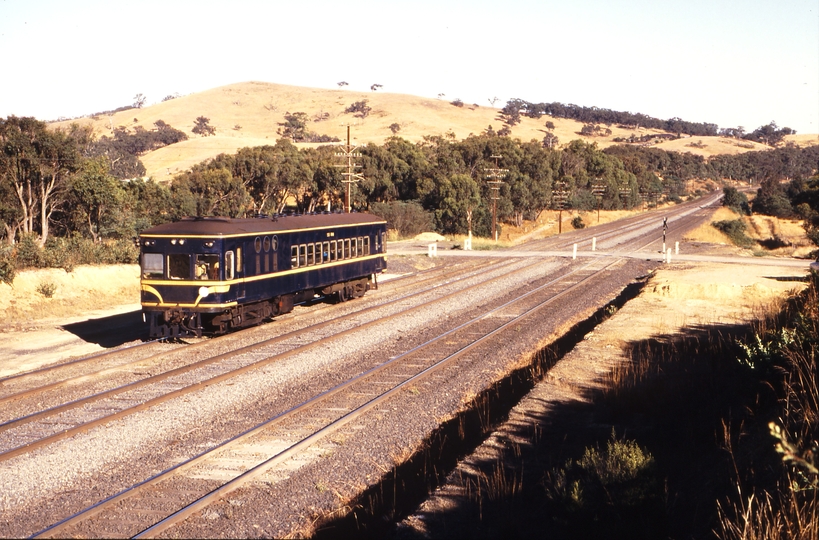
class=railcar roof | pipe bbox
[140,212,385,237]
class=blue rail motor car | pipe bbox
[139,212,388,338]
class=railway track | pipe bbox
[0,258,525,461]
[4,194,722,538]
[34,231,656,538]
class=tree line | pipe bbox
[2,114,818,254]
[499,98,797,143]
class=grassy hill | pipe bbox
[53,81,809,181]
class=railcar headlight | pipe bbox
[198,286,210,298]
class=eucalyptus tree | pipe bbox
[0,116,81,244]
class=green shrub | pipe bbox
[42,237,75,272]
[0,246,16,285]
[369,201,434,238]
[712,219,755,248]
[36,280,57,298]
[572,216,586,229]
[15,233,42,268]
[546,432,661,512]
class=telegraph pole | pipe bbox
[591,180,607,223]
[618,183,632,208]
[552,181,569,234]
[483,155,508,241]
[335,125,364,213]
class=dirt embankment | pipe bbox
[0,264,140,331]
[399,261,810,537]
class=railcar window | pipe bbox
[344,239,351,259]
[225,251,235,280]
[272,235,278,251]
[364,237,370,255]
[352,238,359,258]
[195,254,220,280]
[299,245,307,267]
[263,236,270,252]
[382,231,387,252]
[330,240,337,261]
[322,242,330,263]
[142,253,164,279]
[168,254,191,280]
[236,247,242,273]
[254,237,262,253]
[315,243,322,263]
[306,244,314,266]
[291,246,298,268]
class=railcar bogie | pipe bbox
[139,212,387,338]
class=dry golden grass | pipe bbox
[684,206,740,244]
[654,136,770,156]
[50,81,819,181]
[784,133,819,147]
[52,81,671,180]
[683,206,814,257]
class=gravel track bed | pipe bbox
[0,260,491,435]
[165,258,658,539]
[0,256,566,537]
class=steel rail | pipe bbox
[32,250,606,539]
[34,216,674,539]
[29,202,721,538]
[0,258,532,461]
[0,257,488,394]
[0,257,502,408]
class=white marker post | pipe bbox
[573,244,577,260]
[592,237,596,251]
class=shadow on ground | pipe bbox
[61,310,147,347]
[316,320,782,540]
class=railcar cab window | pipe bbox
[195,254,220,280]
[168,254,190,279]
[142,253,164,279]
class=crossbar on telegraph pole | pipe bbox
[334,125,364,213]
[483,155,508,241]
[552,181,569,234]
[591,180,606,223]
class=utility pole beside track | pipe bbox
[335,125,364,213]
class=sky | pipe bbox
[1,0,817,135]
